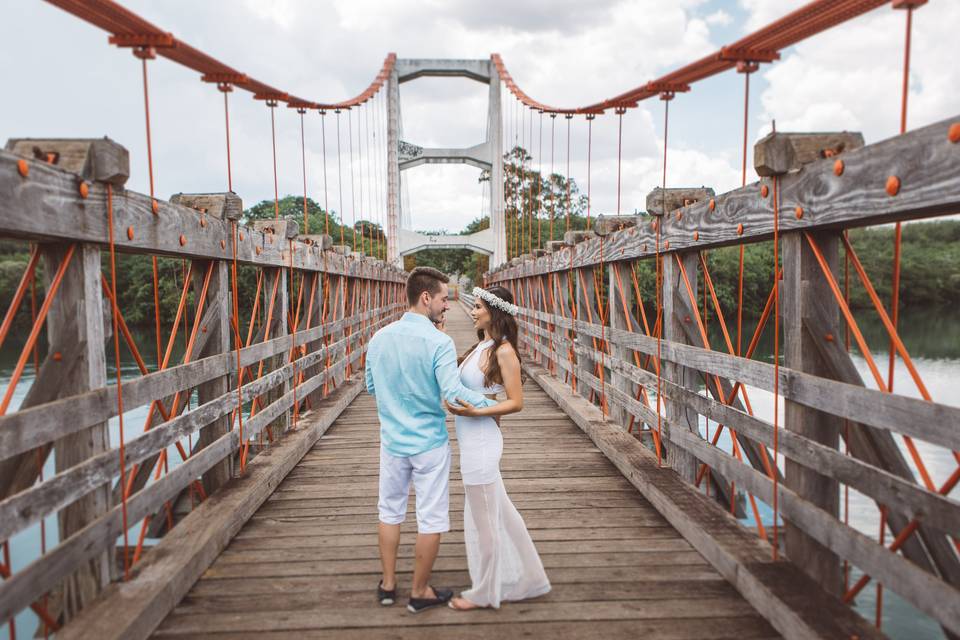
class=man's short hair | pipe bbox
[406,266,449,307]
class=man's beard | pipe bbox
[429,309,445,324]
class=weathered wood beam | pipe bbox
[0,305,402,462]
[803,291,960,593]
[572,335,960,536]
[54,376,365,640]
[0,353,362,627]
[664,423,960,636]
[0,150,404,282]
[523,362,885,640]
[488,115,960,281]
[781,231,842,593]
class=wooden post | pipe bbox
[43,243,112,618]
[574,266,596,403]
[191,259,232,494]
[556,270,574,388]
[305,271,325,407]
[608,262,635,429]
[174,193,241,494]
[270,266,290,436]
[782,230,842,595]
[661,250,699,483]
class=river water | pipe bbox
[2,309,957,638]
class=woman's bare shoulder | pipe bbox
[495,341,518,361]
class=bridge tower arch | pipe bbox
[385,57,505,267]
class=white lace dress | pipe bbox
[455,339,551,607]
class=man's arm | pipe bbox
[433,338,496,408]
[364,338,376,396]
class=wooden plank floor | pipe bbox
[152,302,779,639]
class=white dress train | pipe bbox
[455,339,551,607]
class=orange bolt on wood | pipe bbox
[795,206,804,219]
[256,246,262,255]
[760,184,769,198]
[886,175,901,197]
[737,223,744,236]
[52,352,62,361]
[239,232,245,241]
[708,198,716,211]
[151,199,159,215]
[825,333,835,342]
[693,231,699,241]
[949,122,960,143]
[179,234,187,246]
[651,220,658,231]
[79,181,89,199]
[126,227,135,241]
[220,239,227,250]
[675,211,682,220]
[833,159,845,176]
[202,326,208,333]
[17,159,29,177]
[200,217,207,228]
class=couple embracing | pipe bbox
[364,266,551,613]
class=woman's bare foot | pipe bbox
[448,596,484,611]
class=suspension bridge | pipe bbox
[1,0,958,638]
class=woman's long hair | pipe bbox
[458,286,523,387]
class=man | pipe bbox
[364,267,496,613]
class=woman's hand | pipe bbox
[445,398,481,417]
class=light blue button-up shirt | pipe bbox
[365,312,496,457]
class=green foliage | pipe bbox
[244,195,387,258]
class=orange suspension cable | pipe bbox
[772,172,781,560]
[220,83,234,191]
[299,109,309,234]
[615,107,625,215]
[320,111,331,236]
[0,247,39,350]
[549,113,556,242]
[0,245,75,415]
[654,96,669,466]
[586,115,594,228]
[336,110,345,247]
[348,108,361,254]
[565,114,572,232]
[231,220,246,473]
[269,100,280,219]
[105,184,132,580]
[536,110,544,250]
[289,240,300,427]
[888,4,916,397]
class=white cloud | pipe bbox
[6,0,952,238]
[705,9,733,26]
[749,1,960,145]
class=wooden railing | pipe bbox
[0,138,405,633]
[485,118,960,635]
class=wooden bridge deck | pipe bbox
[150,303,777,639]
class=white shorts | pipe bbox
[378,442,451,534]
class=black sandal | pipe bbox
[407,586,453,613]
[377,580,396,606]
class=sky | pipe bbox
[2,0,958,235]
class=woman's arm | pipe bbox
[446,344,523,418]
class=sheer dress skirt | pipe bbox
[455,413,551,607]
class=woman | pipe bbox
[444,285,551,610]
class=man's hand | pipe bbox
[445,398,479,416]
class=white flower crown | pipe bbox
[472,287,519,316]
